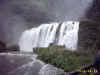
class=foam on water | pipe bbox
[39,64,63,75]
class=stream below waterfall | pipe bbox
[0,52,63,75]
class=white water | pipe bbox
[0,52,63,75]
[39,64,63,75]
[19,21,79,52]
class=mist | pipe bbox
[0,0,94,46]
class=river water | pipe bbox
[0,52,63,75]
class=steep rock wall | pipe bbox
[78,20,100,50]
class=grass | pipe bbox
[34,46,96,72]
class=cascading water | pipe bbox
[19,21,79,52]
[16,21,79,75]
[0,0,95,75]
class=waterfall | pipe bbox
[19,21,79,52]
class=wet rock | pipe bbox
[78,20,100,50]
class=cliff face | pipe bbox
[78,21,100,50]
[78,0,100,50]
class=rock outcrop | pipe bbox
[78,20,100,50]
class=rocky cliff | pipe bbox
[78,20,100,50]
[78,0,100,50]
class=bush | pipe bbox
[34,46,95,71]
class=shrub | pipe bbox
[34,46,95,71]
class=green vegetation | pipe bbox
[34,46,96,72]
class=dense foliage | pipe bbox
[34,46,96,71]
